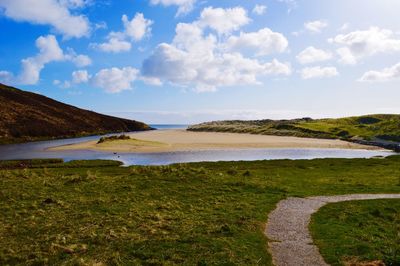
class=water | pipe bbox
[150,124,189,129]
[0,130,394,165]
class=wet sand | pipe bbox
[48,129,381,153]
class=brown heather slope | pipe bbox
[0,83,152,144]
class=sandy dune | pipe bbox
[48,129,381,153]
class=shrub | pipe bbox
[97,134,130,144]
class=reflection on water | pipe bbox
[150,124,189,129]
[0,133,394,166]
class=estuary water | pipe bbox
[0,127,394,166]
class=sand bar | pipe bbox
[47,129,383,153]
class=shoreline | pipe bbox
[48,129,384,154]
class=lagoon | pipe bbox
[0,130,394,165]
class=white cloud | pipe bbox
[359,62,400,82]
[0,0,90,38]
[0,35,91,85]
[0,71,14,84]
[60,80,71,89]
[122,13,153,41]
[330,27,400,65]
[94,21,107,30]
[300,66,338,79]
[91,13,152,53]
[252,4,267,15]
[72,70,90,84]
[92,67,139,93]
[91,37,132,53]
[150,0,196,16]
[296,46,332,65]
[338,23,349,32]
[19,35,65,84]
[225,28,288,56]
[142,42,291,92]
[65,50,92,67]
[198,6,251,35]
[142,13,291,92]
[336,47,357,65]
[59,0,90,9]
[304,20,328,33]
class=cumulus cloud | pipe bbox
[72,70,90,84]
[300,66,338,79]
[142,44,290,92]
[330,27,400,64]
[0,35,91,85]
[142,9,291,92]
[296,46,332,64]
[64,49,92,67]
[198,6,251,35]
[0,0,90,38]
[150,0,196,16]
[19,35,65,84]
[359,62,400,82]
[91,37,132,53]
[91,13,152,53]
[122,13,153,41]
[92,67,139,93]
[304,20,328,33]
[225,28,288,56]
[252,4,267,15]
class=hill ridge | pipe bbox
[0,83,152,144]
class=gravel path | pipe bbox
[265,194,400,266]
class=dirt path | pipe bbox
[265,194,400,266]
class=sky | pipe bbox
[0,0,400,124]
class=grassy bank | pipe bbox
[0,157,400,265]
[311,199,400,266]
[188,115,400,150]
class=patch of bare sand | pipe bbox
[48,129,383,153]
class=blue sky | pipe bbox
[0,0,400,124]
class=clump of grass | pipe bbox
[97,134,130,144]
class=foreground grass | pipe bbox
[311,200,400,266]
[0,157,400,265]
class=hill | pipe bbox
[0,83,152,144]
[188,115,400,151]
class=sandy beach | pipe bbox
[48,129,381,153]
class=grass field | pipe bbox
[311,199,400,266]
[0,157,399,265]
[188,114,400,144]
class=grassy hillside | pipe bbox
[0,157,399,265]
[188,115,400,149]
[0,83,152,144]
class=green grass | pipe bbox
[310,199,400,266]
[98,135,131,144]
[0,157,400,265]
[188,114,400,142]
